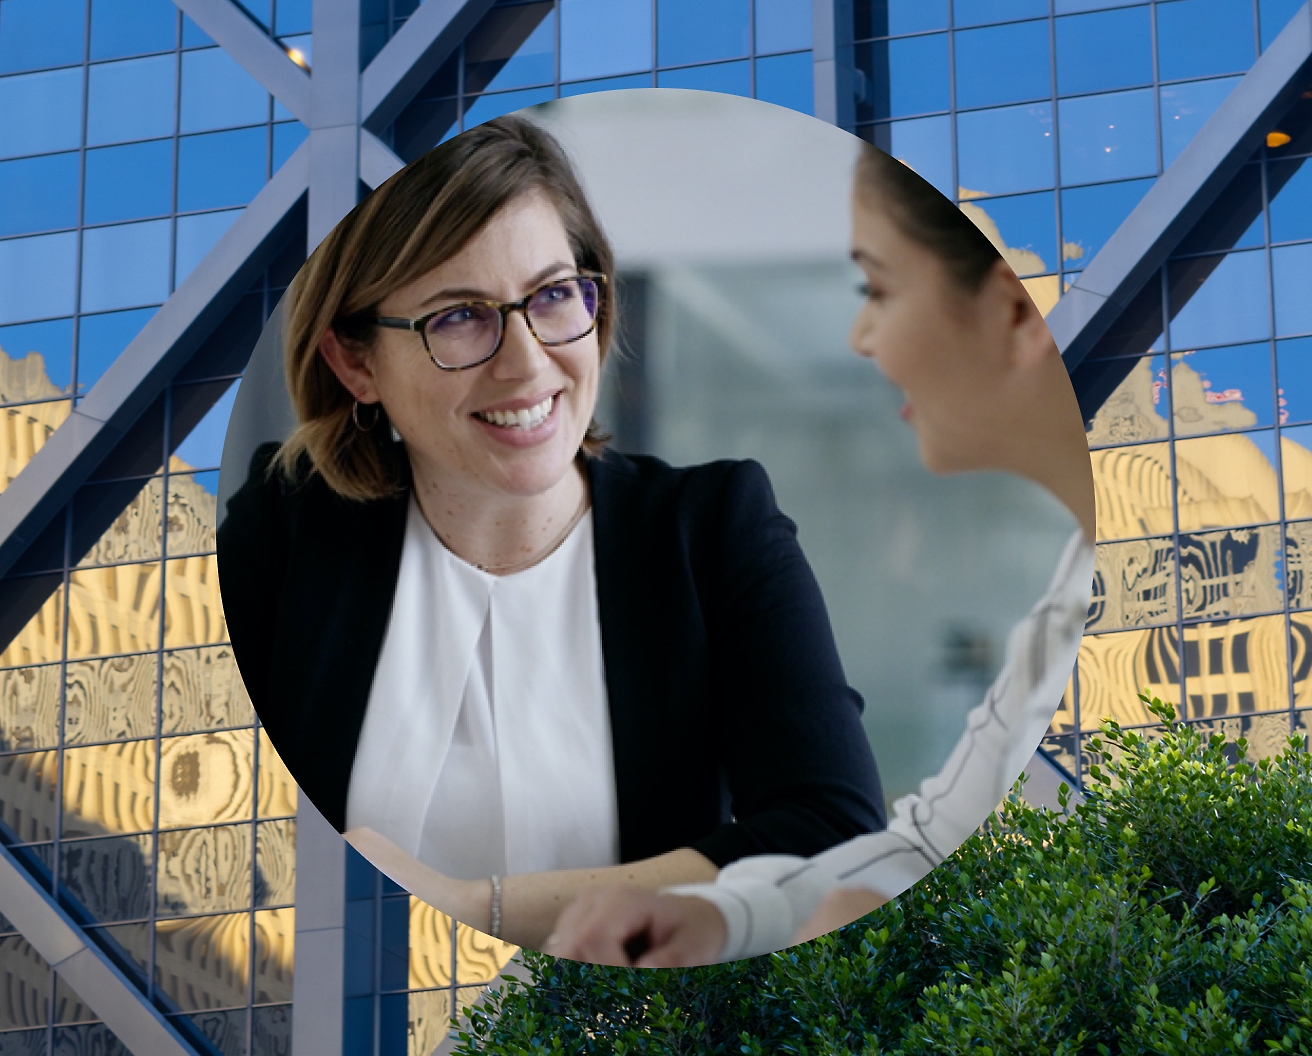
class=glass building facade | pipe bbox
[0,0,1308,1053]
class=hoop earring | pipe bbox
[352,400,381,432]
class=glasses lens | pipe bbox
[423,303,501,367]
[526,278,600,344]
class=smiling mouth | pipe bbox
[473,394,556,430]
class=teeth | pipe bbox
[478,395,554,429]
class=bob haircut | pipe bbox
[275,114,616,502]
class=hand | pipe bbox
[545,886,728,967]
[792,887,888,944]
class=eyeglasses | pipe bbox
[373,272,607,371]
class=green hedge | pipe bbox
[453,696,1312,1055]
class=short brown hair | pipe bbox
[275,115,616,501]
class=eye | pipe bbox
[430,305,480,330]
[857,283,884,302]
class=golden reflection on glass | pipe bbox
[167,471,220,554]
[1086,357,1169,448]
[257,730,297,819]
[1,400,72,496]
[53,972,99,1025]
[1289,521,1312,610]
[76,477,165,568]
[163,556,227,649]
[59,834,153,922]
[1088,537,1177,632]
[454,923,515,985]
[255,819,295,907]
[0,934,50,1030]
[187,1008,248,1055]
[1283,427,1312,521]
[157,824,253,917]
[253,1003,292,1053]
[158,730,254,830]
[1175,433,1279,531]
[1295,708,1312,746]
[0,586,64,668]
[1169,354,1264,438]
[61,740,155,838]
[408,988,454,1056]
[161,646,254,734]
[1179,525,1284,620]
[253,908,294,1005]
[64,652,157,744]
[0,750,59,843]
[67,562,162,660]
[1076,629,1182,730]
[1181,615,1288,720]
[1048,672,1077,734]
[407,898,517,991]
[1019,275,1059,317]
[94,922,151,985]
[1090,442,1173,540]
[0,663,60,752]
[1291,613,1312,708]
[154,912,251,1012]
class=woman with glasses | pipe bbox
[217,115,885,950]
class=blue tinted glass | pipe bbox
[0,318,74,393]
[657,60,751,96]
[560,73,652,95]
[561,0,650,81]
[1055,7,1151,96]
[1169,250,1269,349]
[91,0,177,60]
[0,153,79,237]
[876,115,953,199]
[1278,337,1312,424]
[964,191,1056,274]
[1171,343,1275,433]
[1260,0,1305,50]
[756,51,813,114]
[87,56,176,146]
[175,209,242,288]
[954,0,1047,27]
[466,4,554,94]
[1058,89,1157,185]
[76,307,157,391]
[1159,77,1241,168]
[461,87,555,132]
[181,48,269,133]
[240,0,271,30]
[856,0,948,37]
[1269,160,1312,244]
[756,0,811,53]
[957,103,1054,196]
[658,0,750,66]
[955,21,1050,110]
[1060,177,1154,266]
[1055,0,1138,9]
[860,35,949,120]
[1157,0,1254,82]
[80,219,172,313]
[174,381,238,469]
[0,67,83,159]
[280,33,311,66]
[272,121,308,171]
[275,0,311,36]
[0,232,78,325]
[178,128,267,212]
[181,15,214,47]
[1273,243,1312,338]
[0,0,85,74]
[84,140,173,225]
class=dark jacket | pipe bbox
[217,444,885,867]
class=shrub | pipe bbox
[453,695,1312,1055]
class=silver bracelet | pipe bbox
[489,874,502,940]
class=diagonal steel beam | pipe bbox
[172,0,312,124]
[360,128,406,188]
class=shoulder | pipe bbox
[587,449,774,513]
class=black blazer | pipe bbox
[217,444,885,867]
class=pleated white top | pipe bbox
[345,494,620,880]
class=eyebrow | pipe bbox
[850,248,887,270]
[415,261,576,309]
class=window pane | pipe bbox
[257,729,297,817]
[1180,526,1285,622]
[0,0,85,74]
[1157,0,1255,82]
[161,645,254,734]
[272,120,308,172]
[0,67,84,159]
[1182,615,1287,717]
[1171,343,1274,438]
[1159,76,1242,168]
[755,51,812,115]
[275,0,311,36]
[181,14,215,48]
[87,56,176,146]
[1292,524,1312,602]
[560,73,651,96]
[90,0,178,60]
[163,553,227,650]
[157,824,253,916]
[1173,163,1264,255]
[1056,0,1142,9]
[561,0,650,81]
[59,833,153,922]
[67,562,163,659]
[0,583,64,668]
[461,87,554,132]
[180,47,269,133]
[954,20,1050,111]
[253,1004,292,1055]
[178,127,267,213]
[658,0,750,67]
[1060,177,1154,269]
[1059,88,1157,185]
[62,740,156,836]
[0,232,78,325]
[961,190,1057,275]
[253,908,294,1004]
[868,115,953,199]
[255,819,295,906]
[1176,430,1280,530]
[1268,160,1312,244]
[0,318,74,396]
[81,219,172,314]
[159,729,253,828]
[0,663,60,752]
[756,0,810,53]
[953,0,1047,27]
[1086,356,1170,447]
[75,477,164,569]
[1260,0,1305,50]
[1268,240,1312,339]
[957,103,1054,197]
[657,60,751,96]
[1055,6,1152,97]
[858,34,949,121]
[0,938,49,1031]
[1169,250,1270,350]
[84,140,174,226]
[1088,536,1177,632]
[175,210,242,289]
[465,3,555,94]
[1090,441,1174,539]
[77,307,158,393]
[856,0,948,37]
[1078,630,1178,729]
[0,153,79,238]
[65,651,158,744]
[171,380,238,470]
[1286,425,1312,521]
[154,913,251,1011]
[1278,337,1312,425]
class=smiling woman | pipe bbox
[215,115,887,952]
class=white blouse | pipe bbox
[344,495,620,880]
[667,529,1095,961]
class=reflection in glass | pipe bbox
[184,1007,248,1056]
[180,48,271,134]
[163,556,228,650]
[0,583,64,668]
[158,730,254,829]
[1289,521,1312,609]
[53,972,100,1025]
[0,67,83,160]
[657,60,751,96]
[0,232,78,325]
[84,140,174,226]
[1160,76,1242,167]
[857,0,949,37]
[1055,7,1153,97]
[0,935,50,1031]
[1173,163,1265,255]
[87,56,176,146]
[0,0,85,74]
[272,120,308,172]
[254,908,294,1004]
[658,0,751,67]
[560,0,650,82]
[67,562,162,660]
[1180,525,1284,620]
[1267,159,1312,244]
[1156,0,1255,82]
[0,152,80,238]
[1260,0,1306,50]
[1272,243,1312,339]
[1170,344,1273,437]
[1284,425,1312,522]
[1169,250,1270,351]
[1090,442,1173,540]
[953,0,1047,27]
[257,730,297,818]
[255,819,295,907]
[62,740,155,838]
[252,1003,292,1056]
[167,473,220,554]
[157,823,253,916]
[756,52,813,116]
[175,210,243,290]
[464,3,555,95]
[77,308,159,393]
[0,751,58,842]
[461,87,555,132]
[172,381,240,472]
[1183,615,1287,718]
[79,219,172,314]
[90,0,179,61]
[59,833,153,922]
[0,664,59,753]
[154,912,251,1012]
[858,35,949,121]
[953,20,1050,111]
[1061,178,1155,270]
[76,477,165,568]
[1058,89,1158,186]
[0,318,74,400]
[868,115,953,200]
[956,103,1053,196]
[1295,615,1312,707]
[178,128,268,213]
[1077,629,1183,730]
[756,0,811,53]
[960,191,1056,276]
[1176,431,1280,531]
[161,647,254,734]
[64,653,157,744]
[560,73,651,97]
[1088,537,1177,632]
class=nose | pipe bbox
[848,311,877,361]
[490,307,551,379]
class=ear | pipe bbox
[986,258,1057,370]
[318,327,380,404]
